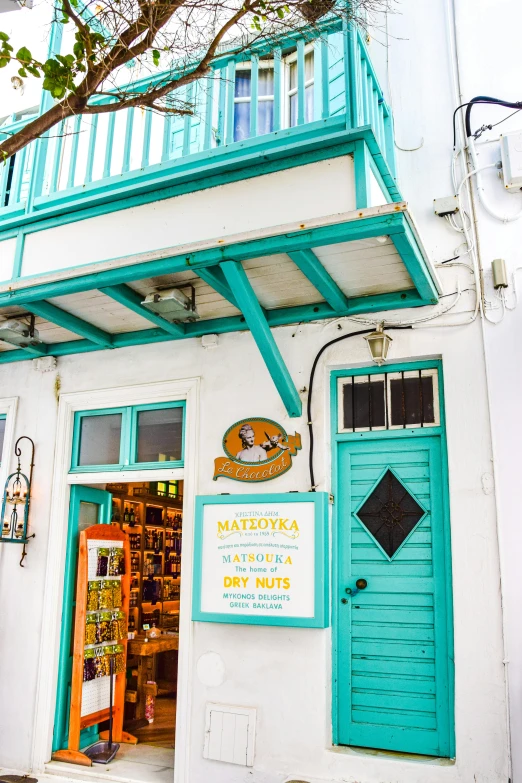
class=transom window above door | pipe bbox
[337,369,440,433]
[71,402,185,471]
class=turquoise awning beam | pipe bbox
[24,300,114,348]
[288,249,349,313]
[0,288,424,365]
[220,260,302,418]
[100,284,186,338]
[196,266,238,308]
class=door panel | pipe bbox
[336,436,453,757]
[53,486,112,753]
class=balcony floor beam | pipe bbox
[23,300,114,348]
[288,249,349,313]
[100,284,186,338]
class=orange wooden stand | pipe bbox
[52,523,137,766]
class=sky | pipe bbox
[0,0,55,119]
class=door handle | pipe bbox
[341,579,368,603]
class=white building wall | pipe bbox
[0,317,508,783]
[0,0,519,780]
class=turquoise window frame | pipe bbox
[329,359,455,756]
[70,401,185,472]
[192,492,330,628]
[129,401,186,469]
[0,413,6,465]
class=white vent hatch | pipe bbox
[203,702,256,767]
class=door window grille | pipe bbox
[355,468,426,558]
[338,368,440,433]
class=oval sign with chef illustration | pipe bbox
[213,417,302,482]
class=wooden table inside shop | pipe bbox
[128,634,179,720]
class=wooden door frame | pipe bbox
[330,359,455,756]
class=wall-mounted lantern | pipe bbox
[364,324,393,366]
[1,436,35,566]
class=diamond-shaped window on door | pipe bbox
[355,468,426,559]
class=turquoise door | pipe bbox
[336,435,454,757]
[53,485,112,752]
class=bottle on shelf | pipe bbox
[129,506,135,526]
[124,506,129,524]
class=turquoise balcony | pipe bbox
[0,21,439,416]
[0,21,399,232]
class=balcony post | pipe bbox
[25,17,64,212]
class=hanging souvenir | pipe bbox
[83,649,96,682]
[87,581,99,611]
[85,615,97,645]
[108,547,125,576]
[96,548,109,577]
[98,580,114,610]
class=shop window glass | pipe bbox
[0,417,5,463]
[342,379,385,430]
[136,407,183,463]
[390,376,435,427]
[78,413,122,466]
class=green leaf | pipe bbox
[152,49,160,66]
[277,7,284,17]
[0,57,8,68]
[16,46,31,62]
[18,67,27,77]
[0,31,9,42]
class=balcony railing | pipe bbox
[0,22,398,231]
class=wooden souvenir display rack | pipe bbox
[52,524,137,766]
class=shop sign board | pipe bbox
[192,493,329,627]
[213,417,301,482]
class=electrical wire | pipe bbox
[307,326,412,491]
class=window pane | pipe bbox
[136,407,183,463]
[304,51,314,80]
[235,71,251,98]
[78,414,122,466]
[79,501,99,532]
[343,381,385,429]
[258,100,274,135]
[289,93,298,127]
[259,68,274,96]
[234,102,250,141]
[0,418,5,464]
[390,376,435,426]
[289,60,297,90]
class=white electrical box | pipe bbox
[203,703,256,766]
[500,131,522,192]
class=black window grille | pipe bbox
[339,369,438,432]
